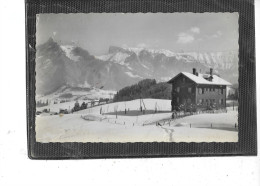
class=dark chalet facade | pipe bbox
[167,68,231,112]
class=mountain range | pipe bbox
[36,38,238,95]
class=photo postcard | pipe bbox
[35,13,239,143]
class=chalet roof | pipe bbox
[168,72,232,86]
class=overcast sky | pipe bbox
[36,13,239,55]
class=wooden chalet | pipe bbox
[167,68,231,111]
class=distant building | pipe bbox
[167,68,231,111]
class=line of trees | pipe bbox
[36,100,48,107]
[71,98,110,113]
[227,89,238,100]
[113,79,171,102]
[72,101,88,112]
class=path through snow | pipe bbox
[160,126,175,142]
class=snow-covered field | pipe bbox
[77,98,172,114]
[36,98,171,113]
[36,99,238,143]
[36,86,115,102]
[36,86,116,113]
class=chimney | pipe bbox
[210,68,213,76]
[192,68,196,75]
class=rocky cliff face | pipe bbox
[36,38,238,95]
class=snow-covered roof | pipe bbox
[168,72,232,86]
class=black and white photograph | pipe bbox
[0,0,259,185]
[35,13,239,143]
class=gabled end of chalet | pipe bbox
[167,68,232,112]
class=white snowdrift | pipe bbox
[36,114,169,143]
[77,99,172,114]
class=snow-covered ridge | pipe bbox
[95,54,113,61]
[125,71,142,78]
[95,52,130,65]
[60,45,81,62]
[123,47,237,58]
[96,46,237,70]
[122,47,176,57]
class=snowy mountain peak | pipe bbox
[60,45,81,62]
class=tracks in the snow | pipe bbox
[160,126,175,142]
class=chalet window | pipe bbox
[221,99,224,105]
[221,88,224,94]
[202,88,205,94]
[176,97,179,103]
[176,87,180,92]
[188,87,192,93]
[213,88,215,91]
